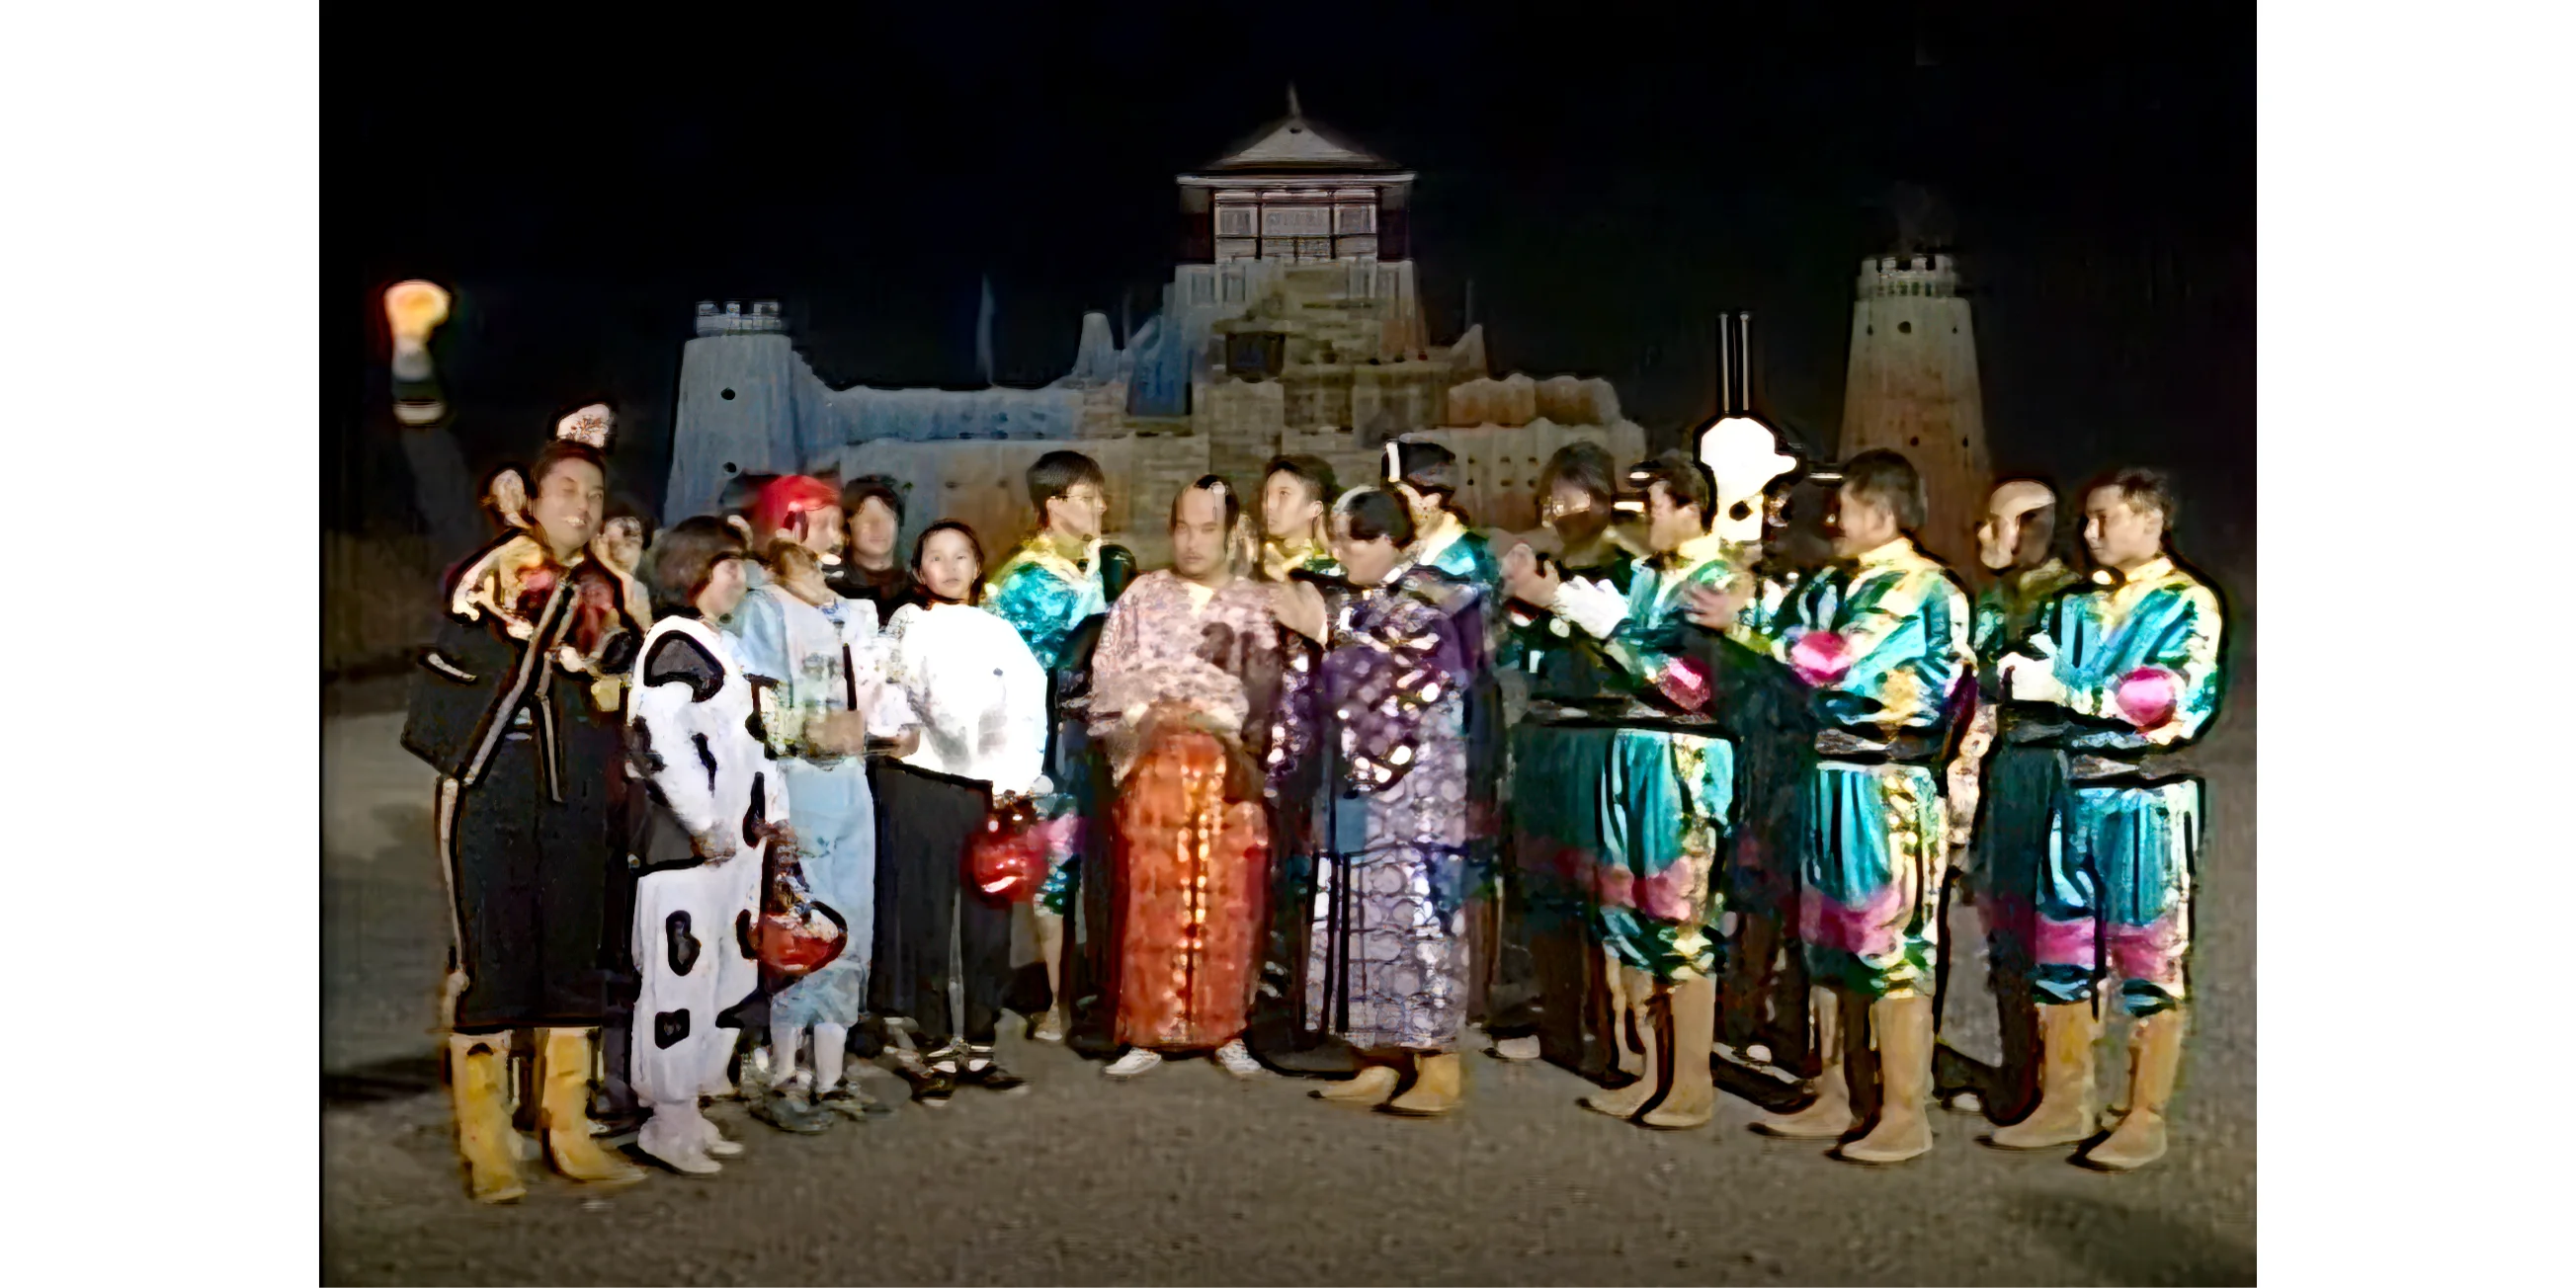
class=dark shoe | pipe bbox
[748,1084,834,1135]
[958,1052,1030,1094]
[819,1084,895,1120]
[910,1065,956,1107]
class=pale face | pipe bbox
[599,517,646,574]
[918,528,982,603]
[786,505,846,560]
[1393,482,1445,536]
[1643,481,1703,555]
[1046,482,1108,542]
[1262,471,1322,543]
[1331,513,1403,586]
[849,497,900,565]
[529,459,604,558]
[699,554,749,620]
[2084,487,2165,572]
[1542,480,1609,546]
[1831,483,1899,559]
[1170,487,1232,583]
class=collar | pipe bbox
[1854,536,1915,570]
[1414,516,1466,565]
[997,532,1099,587]
[2093,555,2174,590]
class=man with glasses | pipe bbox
[984,451,1117,1051]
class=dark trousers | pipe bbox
[447,735,614,1035]
[871,760,1012,1049]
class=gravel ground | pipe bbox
[323,645,2254,1285]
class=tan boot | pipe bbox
[1605,958,1648,1084]
[1382,1052,1464,1117]
[1641,976,1717,1130]
[1753,988,1857,1139]
[1839,993,1935,1165]
[1583,970,1663,1119]
[1314,1063,1402,1106]
[2083,1007,2185,1171]
[449,1034,527,1204]
[1987,1002,2102,1150]
[539,1028,645,1186]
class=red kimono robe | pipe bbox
[1087,571,1282,1050]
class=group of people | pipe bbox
[402,407,2226,1205]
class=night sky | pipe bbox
[334,5,2252,557]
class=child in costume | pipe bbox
[623,519,780,1176]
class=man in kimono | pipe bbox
[1503,449,1743,1130]
[1987,468,2223,1171]
[1383,439,1510,1030]
[1484,443,1643,1076]
[1948,479,2086,1128]
[1089,477,1281,1080]
[401,438,646,1202]
[1268,487,1481,1115]
[983,450,1113,1046]
[1689,448,1971,1166]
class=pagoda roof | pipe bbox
[1190,88,1406,177]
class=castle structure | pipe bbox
[1836,252,1990,571]
[665,96,1643,562]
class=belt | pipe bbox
[1813,726,1944,765]
[2067,751,2203,786]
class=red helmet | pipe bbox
[751,475,840,542]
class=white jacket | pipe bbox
[871,602,1048,796]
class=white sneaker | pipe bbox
[1212,1039,1264,1080]
[692,1114,745,1159]
[1104,1048,1163,1080]
[1488,1035,1540,1063]
[636,1116,722,1176]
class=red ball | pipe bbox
[2116,667,2181,729]
[1789,630,1855,686]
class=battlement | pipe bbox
[695,300,787,336]
[1857,254,1958,298]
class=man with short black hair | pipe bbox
[1986,467,2222,1171]
[986,450,1116,1047]
[1502,448,1743,1129]
[830,474,918,612]
[1689,448,1972,1165]
[1260,454,1343,581]
[402,438,647,1202]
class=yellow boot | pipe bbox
[1640,976,1717,1130]
[540,1028,645,1186]
[1382,1051,1464,1117]
[2082,1007,2185,1171]
[449,1033,526,1204]
[1582,970,1662,1118]
[1752,989,1857,1140]
[1987,1002,2101,1150]
[1314,1063,1402,1106]
[1839,993,1935,1165]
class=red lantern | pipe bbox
[966,800,1051,903]
[2115,667,2181,730]
[1789,629,1855,686]
[755,840,848,981]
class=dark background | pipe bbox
[331,3,2251,560]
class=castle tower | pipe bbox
[1837,253,1990,570]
